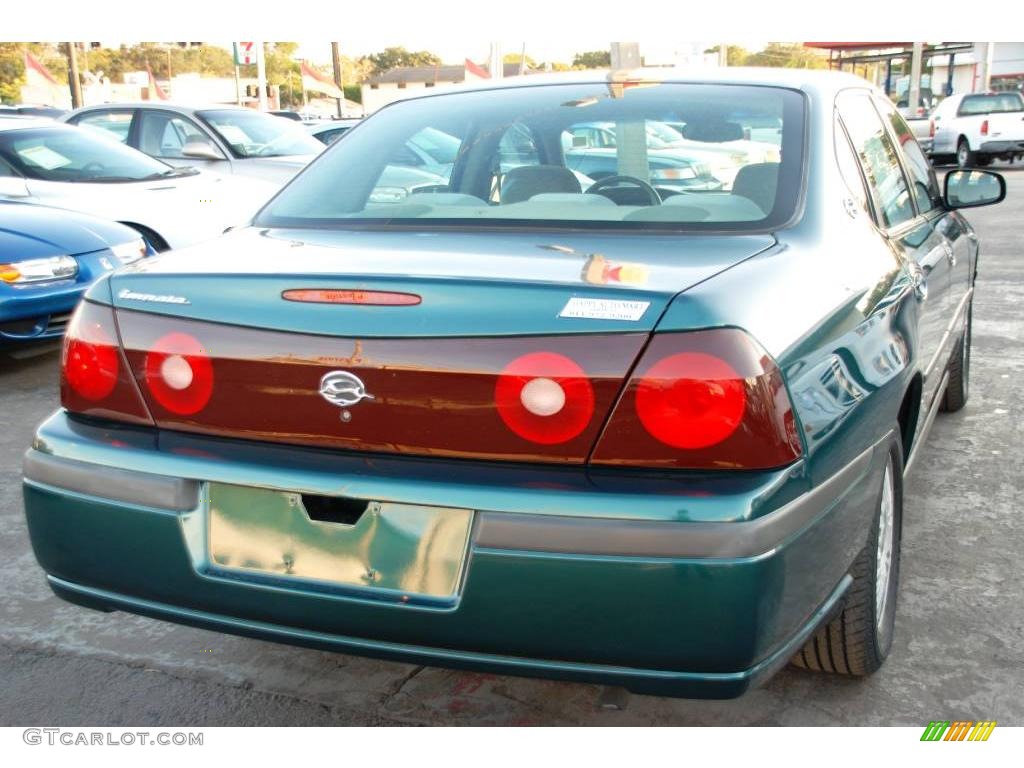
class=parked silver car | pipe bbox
[62,103,324,185]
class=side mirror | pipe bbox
[181,141,226,161]
[0,176,30,198]
[944,169,1006,209]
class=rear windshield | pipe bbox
[256,82,805,232]
[957,93,1024,116]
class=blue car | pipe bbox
[1,202,149,347]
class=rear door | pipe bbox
[878,97,973,344]
[838,91,953,412]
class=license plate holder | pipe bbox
[205,483,474,600]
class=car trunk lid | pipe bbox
[109,226,775,464]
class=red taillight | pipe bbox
[64,323,118,401]
[61,302,153,425]
[495,351,595,445]
[929,119,936,138]
[981,119,989,136]
[592,329,802,470]
[635,352,747,449]
[143,332,214,416]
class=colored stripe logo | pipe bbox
[921,721,997,741]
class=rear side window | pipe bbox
[957,93,1024,116]
[73,110,134,144]
[837,93,914,229]
[876,98,939,214]
[834,114,869,215]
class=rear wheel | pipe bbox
[792,435,903,676]
[956,138,975,168]
[942,301,972,412]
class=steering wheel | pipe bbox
[81,161,105,175]
[585,175,662,206]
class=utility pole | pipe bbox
[908,42,923,116]
[331,42,344,118]
[255,41,268,112]
[64,42,83,108]
[977,42,994,92]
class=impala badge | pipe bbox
[319,371,375,422]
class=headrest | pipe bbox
[681,120,744,143]
[501,165,582,204]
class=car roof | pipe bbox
[381,66,877,105]
[66,103,252,116]
[0,117,66,132]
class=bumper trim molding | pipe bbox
[476,436,884,559]
[23,449,200,512]
[46,572,853,696]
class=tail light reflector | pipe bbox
[592,329,802,470]
[495,351,595,444]
[143,332,214,416]
[981,119,989,136]
[61,301,153,425]
[929,119,936,138]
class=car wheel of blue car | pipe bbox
[792,434,904,676]
[941,301,972,412]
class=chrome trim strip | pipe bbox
[904,370,949,478]
[476,434,890,559]
[23,450,200,512]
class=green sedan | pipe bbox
[23,67,1004,698]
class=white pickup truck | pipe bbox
[930,91,1024,166]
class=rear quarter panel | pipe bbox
[657,85,920,566]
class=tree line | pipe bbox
[1,43,827,107]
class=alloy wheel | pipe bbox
[875,457,896,630]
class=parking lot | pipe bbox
[1,166,1022,726]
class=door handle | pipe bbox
[943,241,956,267]
[908,261,928,302]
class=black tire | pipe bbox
[941,301,972,412]
[956,138,975,168]
[791,435,903,676]
[976,156,993,167]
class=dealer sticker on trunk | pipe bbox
[559,297,650,322]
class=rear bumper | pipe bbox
[978,140,1024,155]
[22,411,886,698]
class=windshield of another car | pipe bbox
[957,93,1024,116]
[0,126,173,182]
[197,109,324,158]
[257,81,804,232]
